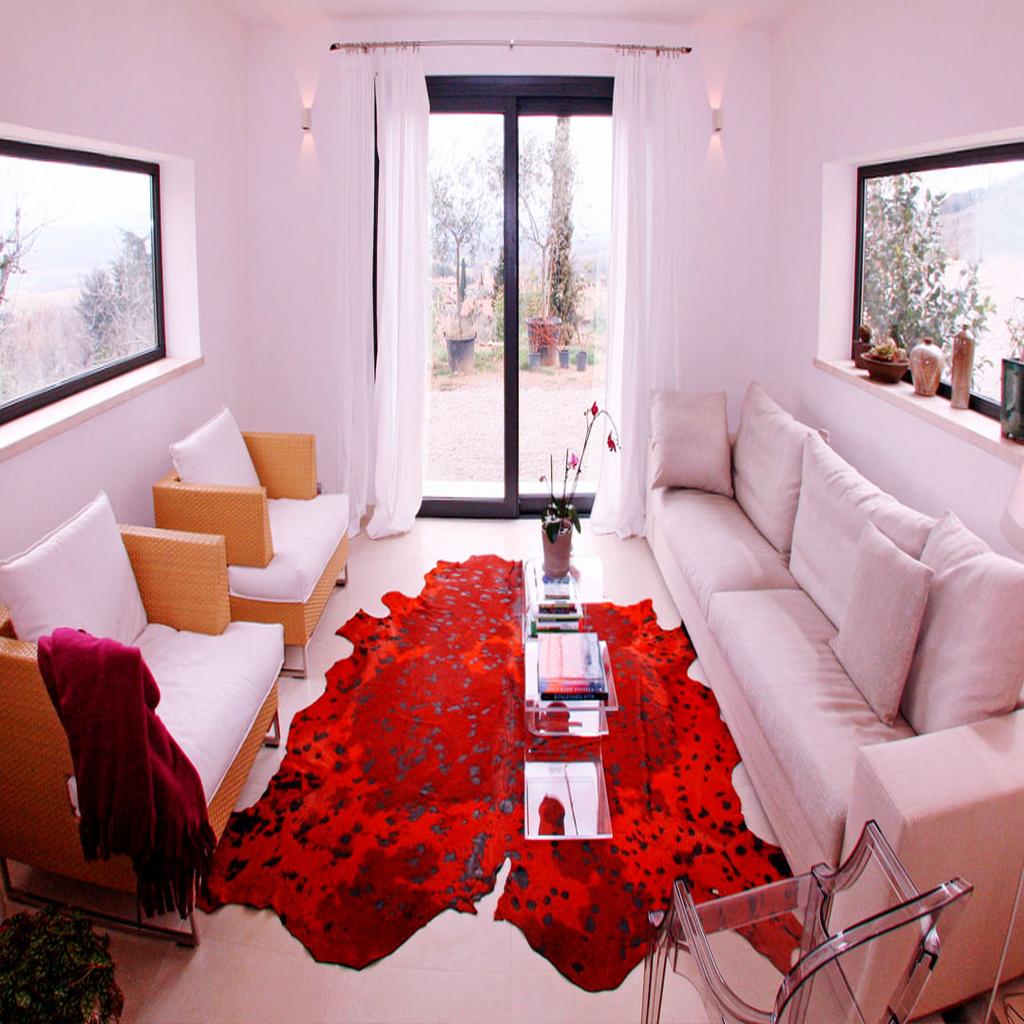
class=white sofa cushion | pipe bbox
[650,488,798,617]
[901,512,1024,734]
[649,390,733,496]
[732,382,815,555]
[137,620,284,800]
[830,522,934,726]
[707,588,914,862]
[228,493,349,602]
[0,492,148,645]
[170,408,260,488]
[789,436,934,628]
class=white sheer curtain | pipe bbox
[335,53,376,537]
[366,50,430,539]
[591,53,687,538]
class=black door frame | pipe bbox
[419,76,614,519]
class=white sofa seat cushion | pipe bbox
[651,488,798,618]
[136,621,284,800]
[707,588,914,862]
[0,492,148,645]
[228,493,350,603]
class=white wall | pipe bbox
[768,0,1024,553]
[242,14,773,493]
[0,0,250,556]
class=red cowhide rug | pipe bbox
[202,555,794,990]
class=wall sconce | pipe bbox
[711,106,723,133]
[301,106,313,133]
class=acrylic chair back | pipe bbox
[641,821,973,1024]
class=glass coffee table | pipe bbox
[521,555,616,841]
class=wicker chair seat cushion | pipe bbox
[228,494,350,602]
[135,620,283,799]
[0,491,148,645]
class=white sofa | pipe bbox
[646,383,1024,1014]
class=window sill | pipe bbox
[814,358,1024,466]
[0,356,204,463]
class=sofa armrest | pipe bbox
[243,431,317,500]
[844,714,1024,1014]
[120,526,230,636]
[152,473,273,568]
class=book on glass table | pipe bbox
[524,559,583,635]
[538,631,608,701]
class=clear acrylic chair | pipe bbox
[641,820,972,1024]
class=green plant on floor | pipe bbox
[540,401,620,541]
[0,904,123,1024]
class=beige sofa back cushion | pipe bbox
[900,511,1024,734]
[649,390,733,496]
[732,382,816,554]
[790,436,934,627]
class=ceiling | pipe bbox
[213,0,806,30]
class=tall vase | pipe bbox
[950,325,975,410]
[1002,358,1024,441]
[909,337,944,396]
[541,521,572,578]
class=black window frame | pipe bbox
[853,140,1024,420]
[0,137,166,426]
[411,75,614,519]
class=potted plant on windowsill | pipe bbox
[1002,297,1024,441]
[540,402,620,577]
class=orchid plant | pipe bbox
[540,402,620,543]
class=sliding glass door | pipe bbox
[421,78,613,518]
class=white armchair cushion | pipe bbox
[901,512,1024,734]
[169,407,260,488]
[649,389,733,496]
[228,493,350,602]
[0,491,148,645]
[137,620,284,800]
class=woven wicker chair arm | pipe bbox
[152,474,273,568]
[243,432,318,500]
[119,526,230,636]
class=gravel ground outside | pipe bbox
[426,360,608,495]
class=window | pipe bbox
[0,139,165,424]
[854,142,1024,417]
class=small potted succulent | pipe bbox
[861,336,910,384]
[0,905,123,1023]
[540,402,620,577]
[853,323,873,369]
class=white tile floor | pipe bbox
[6,519,791,1023]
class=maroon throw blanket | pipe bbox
[37,627,215,919]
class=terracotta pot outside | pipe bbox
[541,521,572,578]
[526,316,562,357]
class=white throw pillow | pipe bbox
[169,408,260,487]
[900,512,1024,734]
[0,492,148,645]
[732,382,815,554]
[829,521,934,725]
[649,390,733,497]
[789,436,934,627]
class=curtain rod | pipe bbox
[329,39,692,55]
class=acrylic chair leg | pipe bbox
[642,908,672,1024]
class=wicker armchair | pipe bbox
[153,432,349,677]
[0,527,280,944]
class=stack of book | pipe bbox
[524,560,583,635]
[537,632,608,702]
